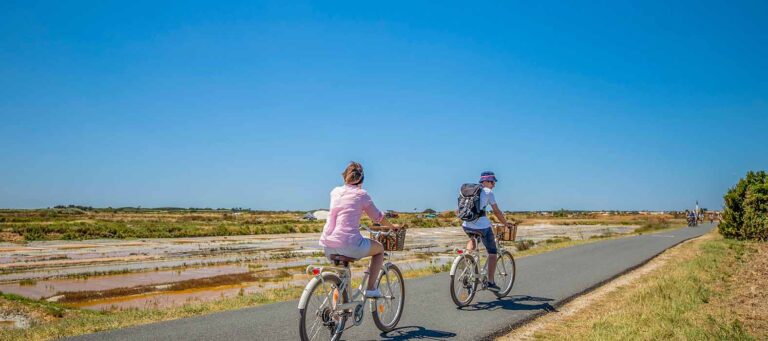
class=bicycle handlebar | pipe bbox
[361,225,396,238]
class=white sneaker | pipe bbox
[364,289,383,299]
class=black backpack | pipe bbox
[457,183,487,222]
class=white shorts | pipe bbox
[324,237,371,260]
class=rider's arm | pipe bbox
[361,193,399,231]
[377,216,398,230]
[362,192,386,223]
[490,204,510,226]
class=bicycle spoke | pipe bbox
[373,265,403,329]
[382,277,394,319]
[451,257,477,306]
[310,293,329,339]
[308,317,323,341]
[497,258,507,278]
[457,264,470,279]
[493,253,514,295]
[306,279,342,341]
[380,269,395,323]
[385,274,400,322]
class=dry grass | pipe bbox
[0,286,303,341]
[0,294,65,324]
[1,208,683,242]
[401,261,452,279]
[501,232,713,340]
[708,241,768,339]
[505,213,683,227]
[505,230,764,341]
[0,209,326,241]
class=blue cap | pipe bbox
[479,171,498,183]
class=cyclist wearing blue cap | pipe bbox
[462,171,512,292]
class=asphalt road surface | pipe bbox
[70,223,714,341]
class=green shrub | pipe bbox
[720,170,768,241]
[213,225,232,236]
[515,239,535,251]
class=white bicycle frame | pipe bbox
[449,227,508,287]
[298,227,396,322]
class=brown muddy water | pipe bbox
[0,225,635,311]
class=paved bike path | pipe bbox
[70,224,714,341]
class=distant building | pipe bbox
[312,210,330,221]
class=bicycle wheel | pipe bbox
[493,250,516,298]
[372,263,405,332]
[450,255,478,307]
[299,273,349,341]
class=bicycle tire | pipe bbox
[493,250,516,298]
[299,273,349,341]
[450,255,478,307]
[371,264,405,332]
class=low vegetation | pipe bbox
[0,207,683,242]
[633,217,671,234]
[529,231,767,340]
[0,286,304,341]
[514,239,536,251]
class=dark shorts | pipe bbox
[463,227,498,255]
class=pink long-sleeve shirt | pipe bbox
[319,184,385,248]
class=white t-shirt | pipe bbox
[462,187,496,230]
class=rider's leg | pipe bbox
[487,254,497,281]
[366,240,384,291]
[466,238,476,251]
[482,228,499,283]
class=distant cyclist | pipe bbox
[687,211,696,226]
[460,171,512,292]
[319,161,397,298]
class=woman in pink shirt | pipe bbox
[319,162,397,298]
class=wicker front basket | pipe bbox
[494,224,517,242]
[371,228,407,251]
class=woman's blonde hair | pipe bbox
[342,162,364,185]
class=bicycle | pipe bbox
[298,227,405,341]
[688,217,698,227]
[449,223,516,307]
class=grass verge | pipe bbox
[520,230,766,340]
[0,287,303,341]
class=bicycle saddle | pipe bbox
[465,230,484,237]
[328,254,358,263]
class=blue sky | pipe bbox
[1,1,766,211]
